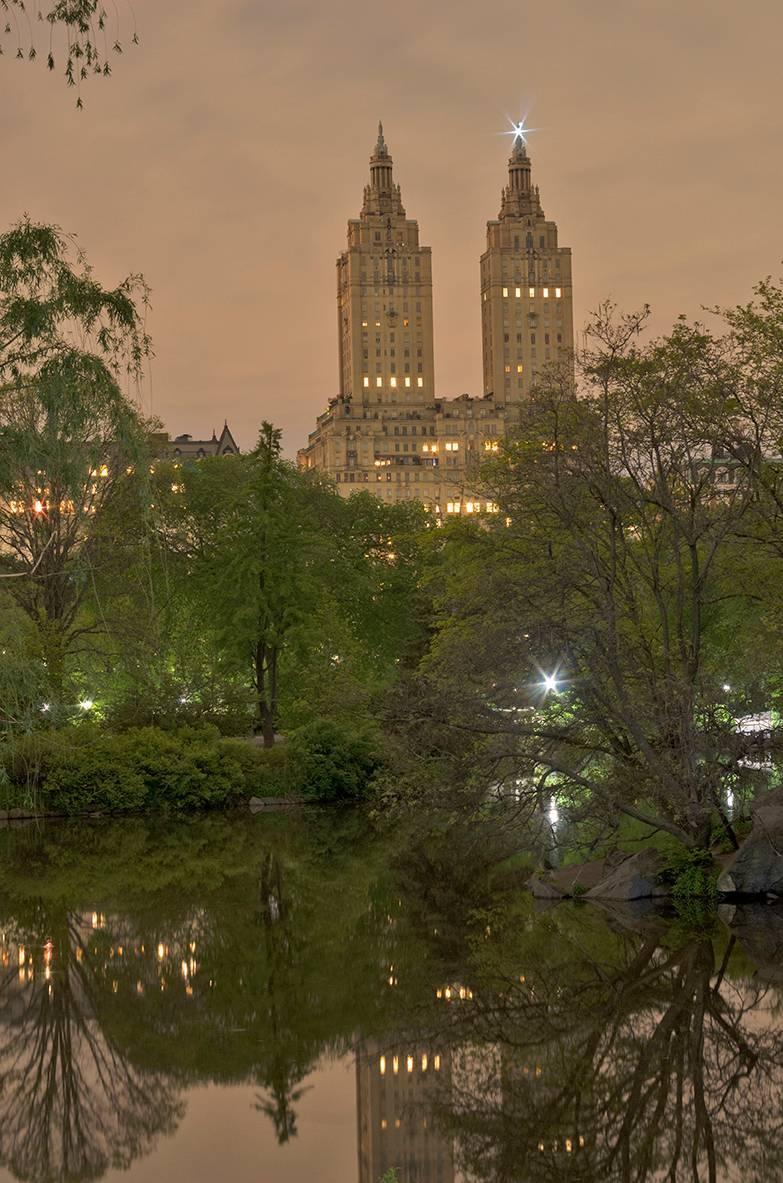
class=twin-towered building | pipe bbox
[298,123,575,511]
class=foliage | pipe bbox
[0,0,139,105]
[0,725,283,814]
[287,719,384,803]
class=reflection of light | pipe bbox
[157,943,165,961]
[421,1053,428,1072]
[392,1056,399,1075]
[434,1055,441,1072]
[91,913,99,929]
[379,1055,386,1076]
[18,947,25,967]
[406,1055,414,1073]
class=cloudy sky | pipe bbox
[2,0,781,453]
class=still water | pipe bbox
[1,811,782,1183]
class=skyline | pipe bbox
[2,0,782,454]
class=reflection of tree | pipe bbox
[428,919,783,1183]
[0,913,183,1183]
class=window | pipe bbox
[376,377,382,387]
[517,363,523,373]
[403,318,409,326]
[539,235,545,247]
[405,376,411,387]
[502,287,508,297]
[555,287,562,298]
[375,320,381,327]
[363,376,369,387]
[390,376,397,387]
[504,364,511,373]
[361,320,368,327]
[417,377,424,387]
[446,501,460,514]
[529,286,535,298]
[515,287,521,298]
[545,334,550,345]
[445,441,459,452]
[543,288,549,298]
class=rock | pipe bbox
[528,876,567,900]
[722,903,783,984]
[718,788,783,897]
[585,850,668,900]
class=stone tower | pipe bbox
[336,123,435,406]
[480,137,574,400]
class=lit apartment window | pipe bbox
[517,363,523,373]
[486,501,498,512]
[434,1055,442,1071]
[504,364,511,373]
[555,287,562,298]
[421,1053,428,1071]
[417,377,424,387]
[390,377,397,387]
[502,287,508,297]
[404,376,411,387]
[362,320,368,327]
[422,443,429,453]
[529,286,535,297]
[543,287,549,298]
[515,287,521,298]
[445,441,459,452]
[403,317,409,326]
[363,376,370,387]
[376,377,382,387]
[482,292,487,302]
[465,501,475,513]
[375,320,381,327]
[446,501,460,514]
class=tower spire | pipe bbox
[376,120,387,156]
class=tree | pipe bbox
[0,1,139,104]
[0,219,150,710]
[398,301,781,848]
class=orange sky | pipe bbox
[2,0,782,455]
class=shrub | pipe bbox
[287,720,383,803]
[660,847,718,903]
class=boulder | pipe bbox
[528,876,568,900]
[585,850,668,900]
[718,788,783,897]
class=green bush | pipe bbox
[1,725,261,815]
[287,720,383,803]
[660,847,718,903]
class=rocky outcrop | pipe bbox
[528,876,568,900]
[585,850,668,900]
[718,789,783,897]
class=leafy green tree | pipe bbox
[0,220,150,711]
[401,300,781,848]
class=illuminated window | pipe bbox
[390,377,397,388]
[502,287,508,297]
[515,287,521,298]
[446,501,460,514]
[361,320,368,327]
[404,376,411,387]
[403,317,409,326]
[434,1055,442,1071]
[421,1054,428,1071]
[445,441,459,452]
[486,501,499,512]
[482,292,487,301]
[529,286,535,297]
[363,376,369,387]
[517,363,524,373]
[466,501,475,513]
[376,377,382,387]
[543,287,549,298]
[392,1056,399,1075]
[504,364,511,373]
[379,1055,386,1075]
[380,1119,387,1130]
[417,377,423,387]
[406,1055,414,1073]
[555,287,562,298]
[375,320,381,326]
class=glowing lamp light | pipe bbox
[722,683,731,692]
[79,699,94,711]
[542,673,558,694]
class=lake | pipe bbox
[0,810,782,1182]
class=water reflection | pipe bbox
[1,815,783,1182]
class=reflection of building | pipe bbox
[356,1040,455,1183]
[299,124,575,512]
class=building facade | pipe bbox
[298,126,574,513]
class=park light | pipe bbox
[79,698,94,712]
[542,673,558,694]
[722,683,731,692]
[41,702,50,713]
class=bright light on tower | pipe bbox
[502,116,539,146]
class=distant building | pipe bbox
[298,124,575,512]
[151,422,239,461]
